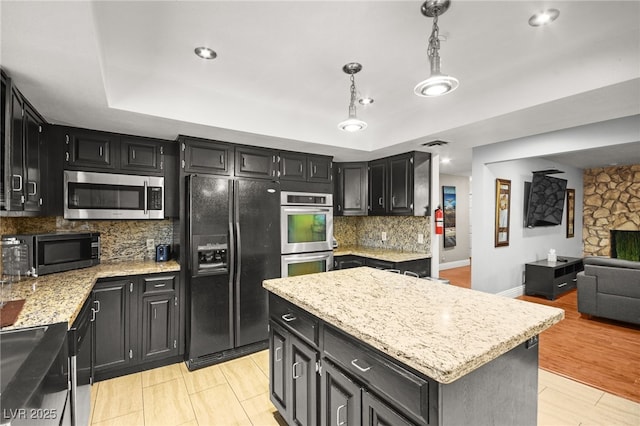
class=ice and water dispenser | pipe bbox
[192,235,228,276]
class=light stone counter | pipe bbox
[1,260,180,330]
[334,245,430,262]
[263,266,563,384]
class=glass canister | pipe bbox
[1,237,30,282]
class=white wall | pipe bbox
[469,115,640,295]
[439,173,471,267]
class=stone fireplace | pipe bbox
[583,164,640,257]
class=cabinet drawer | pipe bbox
[323,326,430,425]
[143,275,176,293]
[269,294,318,346]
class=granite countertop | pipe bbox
[1,260,180,330]
[263,267,564,384]
[334,245,430,262]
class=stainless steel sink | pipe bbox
[0,325,48,394]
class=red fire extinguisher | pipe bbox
[435,206,444,235]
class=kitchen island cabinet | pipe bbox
[264,267,564,426]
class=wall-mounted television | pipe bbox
[524,173,568,228]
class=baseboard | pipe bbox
[439,259,471,270]
[498,285,525,299]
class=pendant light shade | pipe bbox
[338,63,367,132]
[415,0,459,97]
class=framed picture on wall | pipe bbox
[495,179,511,247]
[566,188,575,238]
[443,186,457,248]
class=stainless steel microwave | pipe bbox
[64,171,164,220]
[1,232,100,277]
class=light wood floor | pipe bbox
[91,350,640,425]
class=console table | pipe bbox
[525,257,584,300]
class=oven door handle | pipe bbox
[282,207,332,213]
[287,253,332,262]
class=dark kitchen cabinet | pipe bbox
[368,151,431,216]
[62,126,169,176]
[92,278,134,374]
[235,146,278,179]
[307,155,332,184]
[180,136,233,176]
[321,360,362,426]
[65,128,117,170]
[120,136,163,175]
[140,274,179,362]
[92,272,181,381]
[333,255,366,270]
[280,152,307,181]
[334,162,368,216]
[368,159,386,216]
[1,69,46,215]
[268,321,318,426]
[362,391,414,426]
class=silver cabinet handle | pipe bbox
[404,271,419,278]
[392,196,396,207]
[93,300,101,313]
[299,163,303,173]
[378,197,383,206]
[28,181,37,196]
[153,307,157,320]
[558,282,568,288]
[99,146,103,157]
[90,307,96,322]
[132,148,136,160]
[292,361,302,379]
[219,154,224,164]
[336,404,346,426]
[338,204,341,211]
[313,165,317,174]
[154,283,166,288]
[274,346,282,362]
[281,313,296,322]
[351,358,371,372]
[65,152,70,162]
[11,174,22,191]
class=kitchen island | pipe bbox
[263,267,564,426]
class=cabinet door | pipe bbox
[182,138,232,175]
[365,258,395,270]
[308,155,332,183]
[368,160,386,215]
[290,335,318,426]
[388,154,413,215]
[362,391,413,426]
[321,360,361,426]
[334,255,366,270]
[235,146,277,179]
[66,128,116,169]
[141,293,177,361]
[93,279,134,372]
[6,85,24,211]
[280,153,307,181]
[269,322,289,416]
[23,103,42,212]
[338,162,367,216]
[120,137,162,174]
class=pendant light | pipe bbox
[338,63,367,132]
[414,0,459,97]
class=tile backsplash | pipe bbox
[0,217,174,262]
[334,216,431,253]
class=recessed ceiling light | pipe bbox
[358,97,374,105]
[528,9,560,27]
[441,157,451,164]
[194,47,217,60]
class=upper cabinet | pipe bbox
[280,152,332,186]
[180,136,233,176]
[235,146,278,179]
[368,151,431,217]
[1,69,47,216]
[307,155,332,184]
[64,127,166,176]
[334,162,368,216]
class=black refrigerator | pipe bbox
[186,175,280,369]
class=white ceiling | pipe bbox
[1,0,639,175]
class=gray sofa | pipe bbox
[576,256,640,325]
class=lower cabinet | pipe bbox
[269,321,318,426]
[93,272,180,381]
[334,255,431,277]
[269,294,432,426]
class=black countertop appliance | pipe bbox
[185,175,280,369]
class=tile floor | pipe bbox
[90,350,640,426]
